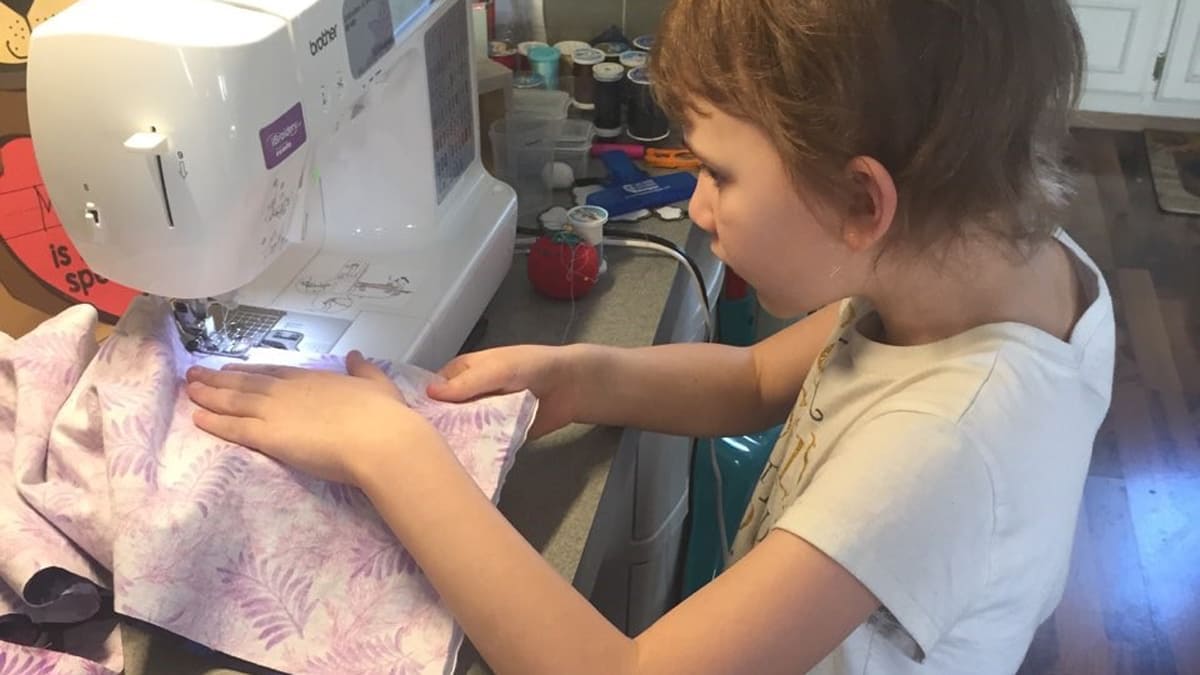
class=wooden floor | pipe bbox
[1017,129,1200,675]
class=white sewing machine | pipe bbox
[26,0,516,369]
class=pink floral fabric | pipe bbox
[0,298,536,674]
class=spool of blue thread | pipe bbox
[528,45,561,90]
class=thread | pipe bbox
[592,63,626,138]
[571,47,604,110]
[593,41,628,62]
[619,50,647,69]
[626,66,670,142]
[528,45,561,90]
[516,40,548,71]
[554,40,590,77]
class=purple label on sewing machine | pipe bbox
[259,103,307,170]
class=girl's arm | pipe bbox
[356,426,879,675]
[186,348,876,675]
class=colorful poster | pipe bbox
[1,0,138,321]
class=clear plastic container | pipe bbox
[554,119,595,178]
[489,116,564,222]
[510,87,571,119]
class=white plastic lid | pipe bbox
[573,47,605,66]
[619,50,647,68]
[567,205,609,226]
[593,63,626,83]
[594,41,628,56]
[555,40,591,57]
[628,66,651,86]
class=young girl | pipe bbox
[184,1,1115,672]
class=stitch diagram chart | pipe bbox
[291,259,414,314]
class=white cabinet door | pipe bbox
[1158,0,1200,100]
[1072,0,1176,95]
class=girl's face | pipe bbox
[684,104,865,318]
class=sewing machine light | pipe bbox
[122,131,167,154]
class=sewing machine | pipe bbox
[26,0,516,369]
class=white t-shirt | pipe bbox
[729,231,1115,674]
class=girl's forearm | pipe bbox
[356,429,638,675]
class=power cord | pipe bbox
[708,437,733,569]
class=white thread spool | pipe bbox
[567,205,609,275]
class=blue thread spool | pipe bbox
[528,45,561,90]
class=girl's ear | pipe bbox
[841,156,897,252]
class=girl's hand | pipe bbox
[427,345,583,439]
[185,351,444,486]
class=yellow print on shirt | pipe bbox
[816,342,836,371]
[839,302,858,329]
[778,432,818,496]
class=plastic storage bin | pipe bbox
[554,119,595,178]
[489,116,563,223]
[510,87,571,119]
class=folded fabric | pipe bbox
[0,298,537,674]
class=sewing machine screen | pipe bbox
[389,0,430,28]
[344,0,394,78]
[344,0,430,79]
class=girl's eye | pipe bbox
[701,165,724,186]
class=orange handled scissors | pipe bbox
[644,148,701,170]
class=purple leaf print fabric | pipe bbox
[0,298,538,674]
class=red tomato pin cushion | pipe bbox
[527,231,600,300]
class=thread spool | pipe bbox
[528,45,561,90]
[632,35,654,52]
[517,40,548,71]
[489,40,517,70]
[626,66,670,142]
[567,205,610,274]
[619,50,647,69]
[554,40,590,76]
[592,63,626,138]
[571,47,604,110]
[594,41,628,62]
[618,52,648,118]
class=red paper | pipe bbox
[0,137,138,317]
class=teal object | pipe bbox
[683,426,781,599]
[717,294,757,347]
[716,272,756,347]
[527,45,561,90]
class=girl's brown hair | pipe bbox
[650,0,1085,254]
